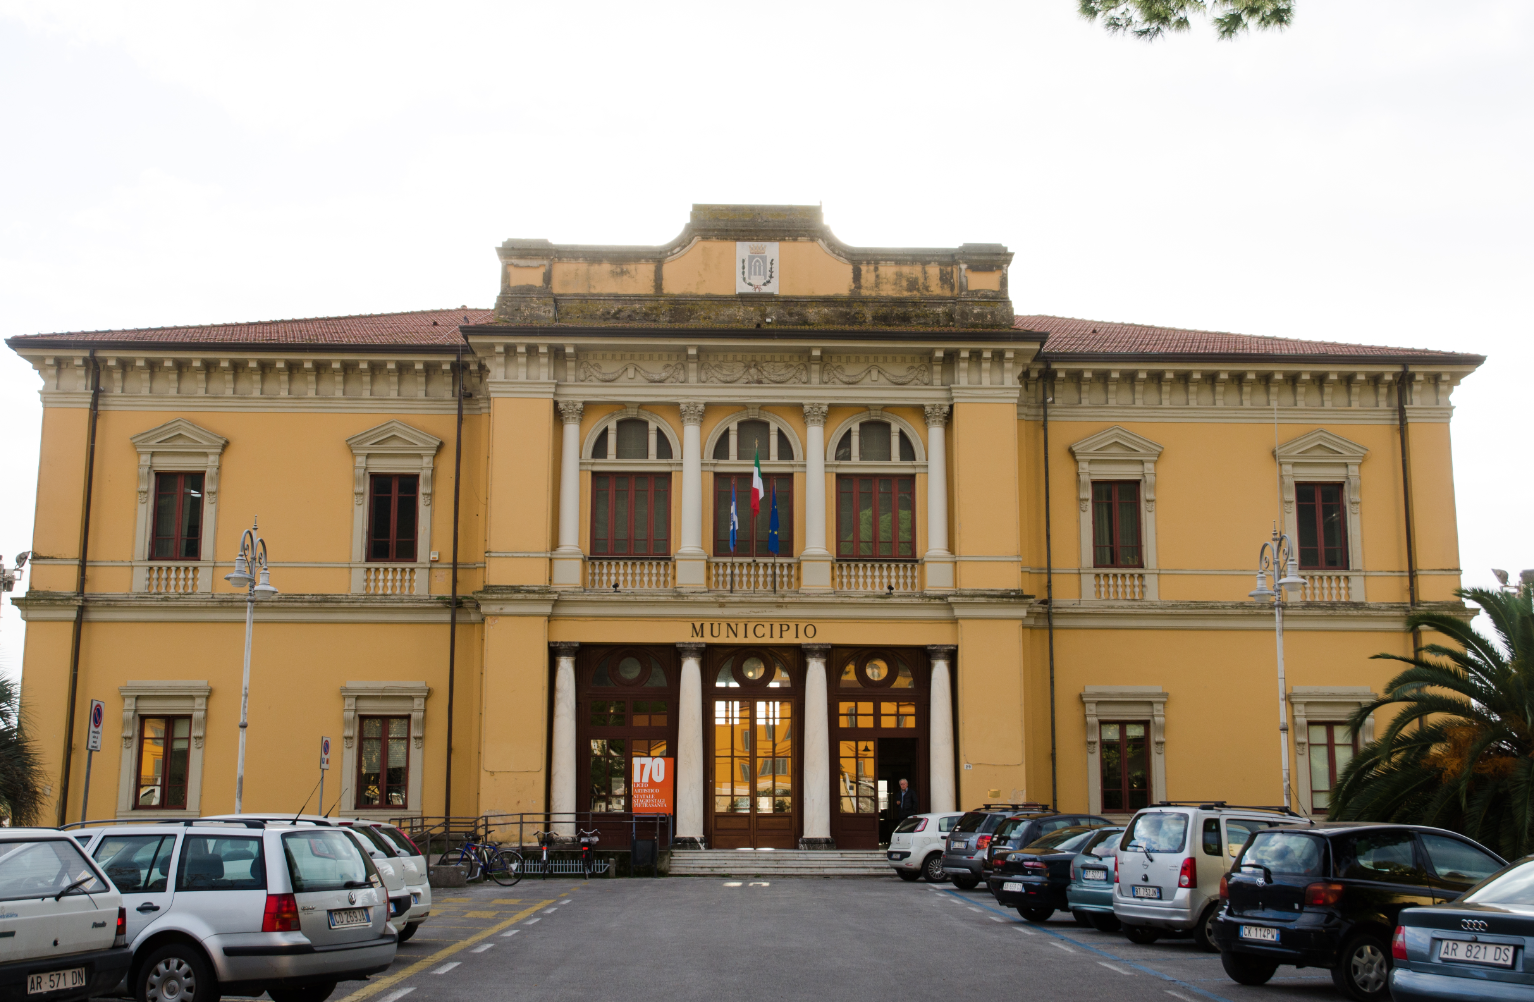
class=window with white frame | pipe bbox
[1275,430,1368,600]
[1289,686,1375,817]
[130,419,228,594]
[584,409,680,462]
[116,681,210,818]
[1068,426,1162,600]
[346,420,441,595]
[339,682,430,817]
[1081,686,1167,817]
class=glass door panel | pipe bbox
[712,698,796,847]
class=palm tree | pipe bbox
[1330,584,1534,860]
[0,675,45,826]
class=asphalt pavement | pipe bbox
[324,875,1346,1002]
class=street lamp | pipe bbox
[1250,523,1306,812]
[225,518,278,813]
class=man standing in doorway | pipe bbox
[894,778,917,822]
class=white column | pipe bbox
[800,403,831,591]
[923,404,954,591]
[550,643,578,835]
[675,643,705,845]
[675,402,707,588]
[550,401,584,587]
[927,645,956,813]
[801,644,833,846]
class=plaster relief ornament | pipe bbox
[736,242,779,294]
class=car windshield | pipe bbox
[1029,828,1095,852]
[378,827,420,856]
[953,812,990,834]
[1462,858,1534,906]
[1084,828,1125,857]
[1123,812,1189,853]
[349,826,399,857]
[1240,831,1324,877]
[0,839,108,901]
[894,817,924,834]
[283,830,370,892]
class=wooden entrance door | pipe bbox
[830,649,927,850]
[706,649,799,849]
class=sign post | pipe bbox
[80,700,104,825]
[318,736,332,817]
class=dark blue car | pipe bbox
[1392,854,1534,1002]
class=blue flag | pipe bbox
[768,481,780,555]
[729,480,738,554]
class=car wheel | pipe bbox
[1122,924,1160,945]
[1220,950,1279,986]
[952,874,980,890]
[1192,902,1221,953]
[1332,933,1392,1002]
[138,944,215,1002]
[1071,910,1092,927]
[922,854,947,883]
[1090,912,1122,933]
[896,869,920,882]
[397,922,418,943]
[268,985,337,1002]
[1019,906,1054,923]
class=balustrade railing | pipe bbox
[708,557,798,592]
[144,563,200,594]
[588,558,674,591]
[1300,573,1352,603]
[1093,572,1146,600]
[364,565,416,595]
[833,561,920,594]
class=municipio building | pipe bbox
[7,205,1483,848]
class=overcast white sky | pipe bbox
[2,0,1530,675]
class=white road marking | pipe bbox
[500,929,520,938]
[433,962,460,975]
[558,898,571,904]
[1014,927,1037,936]
[1165,992,1198,1002]
[542,907,558,914]
[989,916,1007,923]
[471,943,495,953]
[1050,941,1076,954]
[1097,961,1134,975]
[968,907,984,913]
[523,917,541,925]
[749,881,770,886]
[723,881,743,887]
[378,989,417,1002]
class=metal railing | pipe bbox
[393,812,673,871]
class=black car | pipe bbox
[1213,821,1505,1002]
[988,825,1103,921]
[942,803,1054,890]
[978,811,1112,885]
[1391,855,1534,1002]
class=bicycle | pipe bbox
[438,839,522,886]
[577,828,600,879]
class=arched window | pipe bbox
[834,420,916,462]
[712,420,795,461]
[587,414,676,461]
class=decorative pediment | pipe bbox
[1068,425,1165,461]
[130,418,228,454]
[130,419,228,505]
[346,420,442,507]
[1274,428,1369,465]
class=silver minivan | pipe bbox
[79,821,396,1002]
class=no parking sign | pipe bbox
[320,736,332,770]
[86,700,104,753]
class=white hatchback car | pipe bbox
[78,820,396,1002]
[0,829,130,1002]
[888,813,965,882]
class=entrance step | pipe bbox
[667,849,892,877]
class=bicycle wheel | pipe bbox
[487,849,523,886]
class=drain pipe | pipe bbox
[57,352,101,826]
[1395,364,1422,666]
[444,346,465,818]
[1042,363,1058,811]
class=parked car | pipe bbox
[1114,801,1298,950]
[1391,854,1534,1002]
[981,812,1111,886]
[887,812,964,882]
[77,819,397,1002]
[207,815,424,940]
[1214,821,1505,1002]
[1066,825,1127,931]
[988,826,1102,921]
[0,829,130,1002]
[942,804,1096,891]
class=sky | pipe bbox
[1,0,1531,674]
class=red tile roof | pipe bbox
[1015,315,1482,364]
[6,308,493,353]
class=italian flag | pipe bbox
[750,447,764,517]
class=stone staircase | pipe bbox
[667,849,893,878]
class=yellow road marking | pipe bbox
[490,898,521,904]
[463,910,498,918]
[332,899,555,1002]
[438,897,470,902]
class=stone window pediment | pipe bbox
[1274,429,1368,600]
[338,681,430,818]
[116,680,211,818]
[130,419,229,594]
[1069,426,1163,601]
[347,421,441,595]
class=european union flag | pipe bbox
[767,481,780,556]
[729,480,738,554]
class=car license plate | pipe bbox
[1438,939,1516,967]
[1240,925,1280,943]
[27,968,86,994]
[1131,885,1162,899]
[328,907,370,929]
[1082,869,1108,882]
[1003,881,1023,892]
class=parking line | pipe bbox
[1166,993,1198,1002]
[377,990,416,1002]
[1098,961,1134,975]
[523,917,541,925]
[432,963,460,975]
[1051,942,1076,954]
[500,929,520,938]
[989,916,1006,923]
[940,889,1236,1002]
[1014,927,1037,936]
[332,899,555,1002]
[471,943,495,953]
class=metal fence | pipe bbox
[392,812,673,875]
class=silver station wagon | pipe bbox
[77,820,396,1002]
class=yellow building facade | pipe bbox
[8,205,1483,849]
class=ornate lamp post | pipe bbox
[1250,523,1307,811]
[224,518,278,813]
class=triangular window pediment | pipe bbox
[347,420,442,456]
[1274,429,1368,465]
[1068,425,1164,462]
[130,418,229,455]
